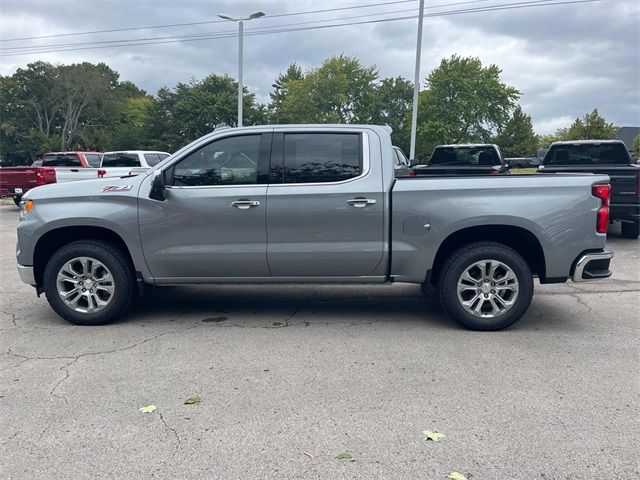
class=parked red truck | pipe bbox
[0,151,104,206]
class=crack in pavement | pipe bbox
[570,292,593,312]
[157,411,181,470]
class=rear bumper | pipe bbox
[610,203,640,222]
[17,264,36,286]
[571,250,613,282]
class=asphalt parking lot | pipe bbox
[0,201,638,480]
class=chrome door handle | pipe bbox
[347,198,377,208]
[230,200,260,209]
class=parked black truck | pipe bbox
[539,140,640,238]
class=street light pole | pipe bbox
[218,11,265,128]
[409,0,425,160]
[238,20,243,127]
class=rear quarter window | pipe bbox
[143,153,162,166]
[84,154,102,167]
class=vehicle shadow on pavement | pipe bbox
[123,283,574,332]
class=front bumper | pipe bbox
[17,264,36,286]
[571,250,613,282]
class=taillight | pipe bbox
[636,174,640,198]
[409,170,416,177]
[592,183,611,234]
[35,167,55,185]
[490,170,499,175]
[98,169,106,178]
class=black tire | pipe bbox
[13,196,21,207]
[43,240,135,325]
[621,221,640,239]
[438,241,534,331]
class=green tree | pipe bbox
[278,55,378,123]
[493,106,538,157]
[560,108,618,140]
[630,135,640,160]
[270,63,303,123]
[413,55,520,158]
[143,74,265,152]
[537,133,562,150]
[370,76,413,152]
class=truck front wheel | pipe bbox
[43,240,135,325]
[438,242,534,331]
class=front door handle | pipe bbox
[230,199,260,209]
[347,198,377,208]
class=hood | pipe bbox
[23,174,147,201]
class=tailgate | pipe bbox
[610,172,639,204]
[0,167,38,192]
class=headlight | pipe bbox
[19,199,34,220]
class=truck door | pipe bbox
[139,133,272,279]
[266,131,385,277]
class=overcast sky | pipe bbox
[1,0,638,133]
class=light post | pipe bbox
[272,83,282,124]
[218,11,265,127]
[409,0,425,161]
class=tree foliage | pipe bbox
[630,135,640,160]
[413,55,520,158]
[558,108,618,140]
[493,106,538,157]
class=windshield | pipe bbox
[545,143,631,165]
[101,153,141,168]
[429,147,501,166]
[42,154,81,167]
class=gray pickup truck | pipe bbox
[16,125,613,330]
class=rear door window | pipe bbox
[102,153,141,167]
[429,147,500,166]
[279,133,362,184]
[42,154,82,167]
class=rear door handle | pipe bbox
[230,199,260,209]
[347,198,377,208]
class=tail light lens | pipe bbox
[490,170,499,176]
[36,167,56,185]
[409,170,416,177]
[592,183,611,234]
[98,169,107,178]
[636,174,640,198]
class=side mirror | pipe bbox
[409,158,419,167]
[149,170,166,201]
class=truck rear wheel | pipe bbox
[438,242,534,331]
[621,220,640,239]
[43,240,135,325]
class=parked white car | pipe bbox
[100,150,171,177]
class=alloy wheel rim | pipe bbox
[456,259,519,319]
[56,257,115,314]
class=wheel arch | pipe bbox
[428,224,548,286]
[33,226,136,286]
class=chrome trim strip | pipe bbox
[572,250,613,282]
[17,264,36,286]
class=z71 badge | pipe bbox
[102,185,133,192]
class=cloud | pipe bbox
[1,0,638,133]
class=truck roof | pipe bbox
[550,140,625,146]
[103,150,170,155]
[435,144,499,149]
[44,151,103,155]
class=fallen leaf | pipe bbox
[139,404,156,413]
[447,472,468,480]
[303,452,315,460]
[184,395,201,405]
[423,430,445,442]
[336,451,352,460]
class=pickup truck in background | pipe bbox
[412,144,509,176]
[16,125,613,331]
[539,140,640,238]
[100,150,171,177]
[1,151,105,206]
